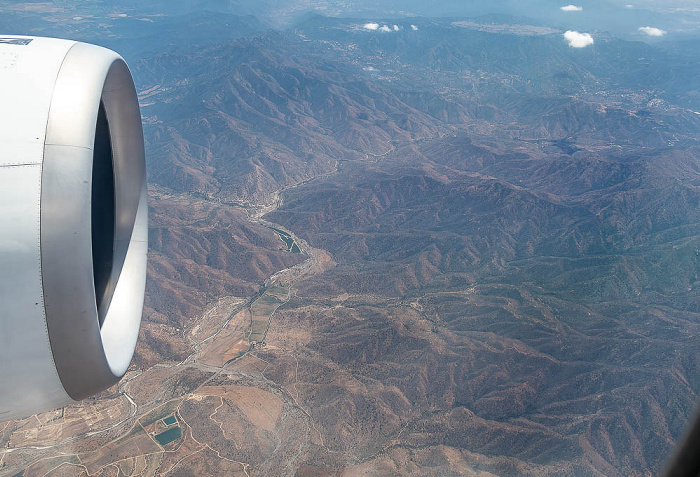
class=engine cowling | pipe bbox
[0,36,147,420]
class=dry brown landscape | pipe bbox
[2,3,700,476]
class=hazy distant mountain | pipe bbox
[137,33,445,202]
[137,16,700,203]
[0,3,268,63]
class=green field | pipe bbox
[139,400,181,428]
[249,320,269,342]
[251,293,284,319]
[266,285,288,298]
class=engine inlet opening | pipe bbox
[92,101,116,325]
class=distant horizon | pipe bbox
[1,0,698,40]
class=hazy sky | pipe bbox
[241,0,700,38]
[2,0,698,39]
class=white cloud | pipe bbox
[564,30,594,47]
[363,22,402,33]
[638,26,666,36]
[625,4,634,8]
[411,24,418,30]
[560,5,583,11]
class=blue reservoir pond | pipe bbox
[154,426,182,446]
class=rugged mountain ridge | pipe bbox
[138,34,447,203]
[1,12,699,477]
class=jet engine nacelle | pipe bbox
[0,36,147,420]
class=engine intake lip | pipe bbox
[41,42,147,401]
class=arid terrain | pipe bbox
[1,3,700,476]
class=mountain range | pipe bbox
[0,7,699,476]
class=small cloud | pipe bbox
[393,24,400,31]
[638,26,666,36]
[411,24,418,30]
[625,4,634,8]
[363,22,379,30]
[564,30,594,48]
[379,25,391,32]
[560,5,583,11]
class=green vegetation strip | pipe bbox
[267,226,302,253]
[267,226,291,238]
